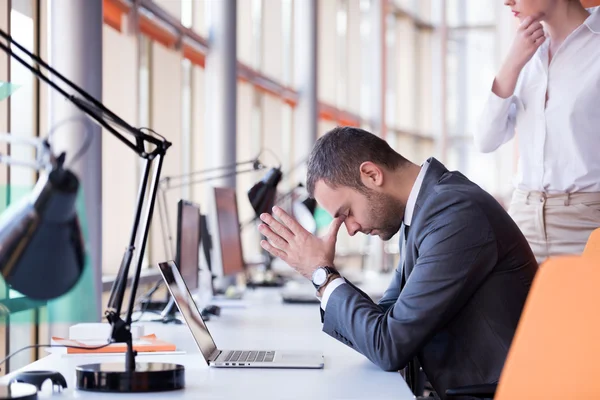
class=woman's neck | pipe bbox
[544,2,590,46]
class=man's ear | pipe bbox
[359,162,384,189]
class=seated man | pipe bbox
[258,126,537,399]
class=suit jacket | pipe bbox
[321,158,538,399]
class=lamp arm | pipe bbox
[0,31,172,372]
[160,157,265,189]
[161,166,262,192]
[0,29,167,158]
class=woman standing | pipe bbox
[476,0,600,264]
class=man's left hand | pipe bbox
[258,206,345,279]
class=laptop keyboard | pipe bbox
[224,350,275,363]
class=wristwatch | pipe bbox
[311,266,339,291]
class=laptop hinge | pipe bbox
[209,349,222,362]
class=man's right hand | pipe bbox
[506,15,546,72]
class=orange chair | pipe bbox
[447,256,600,399]
[494,256,600,399]
[583,227,600,260]
[581,0,600,8]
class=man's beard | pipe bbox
[365,190,405,241]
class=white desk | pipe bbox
[1,287,414,399]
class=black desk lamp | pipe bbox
[0,137,84,301]
[247,167,283,218]
[245,167,287,287]
[0,31,184,392]
[0,135,84,398]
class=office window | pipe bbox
[336,0,349,110]
[346,0,362,115]
[261,0,283,80]
[148,41,184,266]
[190,0,206,207]
[417,31,434,139]
[447,0,496,27]
[102,25,141,275]
[318,0,339,106]
[393,16,418,134]
[237,82,263,261]
[444,0,516,199]
[237,0,262,70]
[154,0,182,20]
[0,0,43,374]
[8,1,36,203]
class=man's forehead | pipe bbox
[314,180,346,216]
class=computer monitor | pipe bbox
[211,187,245,277]
[175,199,201,291]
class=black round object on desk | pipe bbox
[11,370,67,392]
[0,382,38,400]
[76,362,185,392]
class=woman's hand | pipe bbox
[507,15,546,71]
[493,14,545,99]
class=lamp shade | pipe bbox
[247,167,282,217]
[0,166,85,300]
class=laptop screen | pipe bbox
[158,261,218,364]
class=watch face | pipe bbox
[312,268,327,286]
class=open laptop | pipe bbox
[158,260,324,369]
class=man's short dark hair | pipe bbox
[306,126,410,197]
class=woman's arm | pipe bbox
[474,15,546,153]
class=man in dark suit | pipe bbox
[258,126,537,399]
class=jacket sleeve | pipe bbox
[321,193,498,372]
[474,81,521,153]
[377,265,403,312]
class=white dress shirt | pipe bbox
[320,161,430,310]
[475,7,600,194]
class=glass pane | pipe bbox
[9,5,36,205]
[8,309,35,372]
[447,0,496,26]
[446,30,496,138]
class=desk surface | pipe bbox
[1,279,414,400]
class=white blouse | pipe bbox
[475,7,600,194]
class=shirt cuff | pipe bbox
[320,278,346,311]
[486,90,518,114]
[474,91,520,152]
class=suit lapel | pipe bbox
[400,158,449,288]
[400,223,407,290]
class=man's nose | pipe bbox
[345,220,360,237]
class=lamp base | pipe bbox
[0,383,38,400]
[75,362,185,392]
[11,370,67,392]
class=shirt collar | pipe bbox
[403,160,430,227]
[584,7,600,34]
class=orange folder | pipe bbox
[51,334,177,354]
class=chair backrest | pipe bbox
[495,256,600,399]
[581,0,600,7]
[583,227,600,260]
